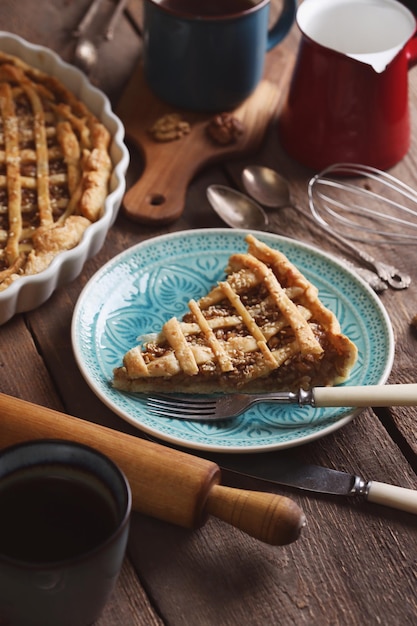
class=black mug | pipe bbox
[0,440,131,626]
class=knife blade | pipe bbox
[203,451,417,516]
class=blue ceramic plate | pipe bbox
[72,229,394,452]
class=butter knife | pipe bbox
[207,452,417,515]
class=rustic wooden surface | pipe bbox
[0,1,417,625]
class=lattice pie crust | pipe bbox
[0,51,112,291]
[113,235,357,394]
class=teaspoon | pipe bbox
[206,185,269,230]
[242,165,292,209]
[72,0,128,75]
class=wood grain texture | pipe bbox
[1,1,417,625]
[97,558,163,626]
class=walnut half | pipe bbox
[206,113,244,145]
[149,114,191,142]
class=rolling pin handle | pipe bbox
[206,484,306,545]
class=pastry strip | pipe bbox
[21,77,53,227]
[219,280,278,370]
[0,82,21,265]
[163,317,199,376]
[188,298,234,373]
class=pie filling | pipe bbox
[0,51,112,291]
[113,235,358,394]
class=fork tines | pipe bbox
[146,394,217,420]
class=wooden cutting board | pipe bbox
[117,54,292,225]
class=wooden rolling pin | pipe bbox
[0,393,305,546]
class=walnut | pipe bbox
[149,114,191,142]
[206,113,244,145]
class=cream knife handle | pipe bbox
[313,383,417,407]
[366,481,417,515]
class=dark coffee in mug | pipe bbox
[159,0,256,16]
[0,466,119,562]
[0,440,131,626]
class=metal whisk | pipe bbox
[309,163,417,245]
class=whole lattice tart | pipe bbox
[113,235,358,394]
[0,50,112,292]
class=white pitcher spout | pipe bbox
[348,44,407,74]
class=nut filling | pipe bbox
[113,235,358,395]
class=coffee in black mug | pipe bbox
[0,440,131,626]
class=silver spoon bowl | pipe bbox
[242,165,292,209]
[206,185,269,231]
[73,38,99,75]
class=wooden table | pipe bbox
[1,1,417,624]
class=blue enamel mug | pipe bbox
[143,0,296,112]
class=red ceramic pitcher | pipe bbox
[279,0,417,171]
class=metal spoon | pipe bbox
[73,38,99,75]
[207,185,269,230]
[242,165,293,209]
[72,0,128,75]
[206,184,387,292]
[72,0,105,38]
[241,165,410,290]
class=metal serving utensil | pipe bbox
[309,162,417,245]
[215,453,417,516]
[145,383,417,423]
[73,0,128,74]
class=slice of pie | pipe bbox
[113,235,358,394]
[0,50,112,292]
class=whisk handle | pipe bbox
[309,211,410,290]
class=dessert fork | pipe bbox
[146,383,417,422]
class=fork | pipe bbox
[145,383,417,423]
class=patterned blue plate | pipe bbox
[72,229,394,452]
